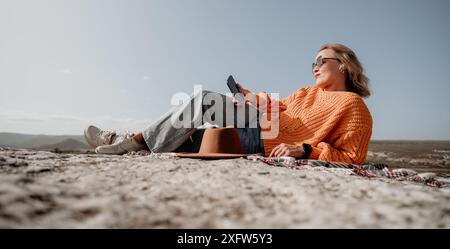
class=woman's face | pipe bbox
[313,49,345,90]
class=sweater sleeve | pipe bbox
[254,86,306,113]
[254,91,287,113]
[308,128,372,165]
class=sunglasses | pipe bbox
[312,56,341,72]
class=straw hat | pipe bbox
[176,127,250,159]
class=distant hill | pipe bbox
[36,138,90,150]
[0,132,89,150]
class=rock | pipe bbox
[0,148,449,228]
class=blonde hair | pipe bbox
[318,43,370,98]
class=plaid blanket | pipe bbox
[247,155,444,188]
[126,151,444,188]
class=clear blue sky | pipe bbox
[0,0,449,139]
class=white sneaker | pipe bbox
[95,134,146,155]
[84,125,117,148]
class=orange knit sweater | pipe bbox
[257,85,373,164]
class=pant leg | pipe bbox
[173,129,205,153]
[142,90,259,153]
[235,111,265,154]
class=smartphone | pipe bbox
[227,75,240,94]
[226,75,244,102]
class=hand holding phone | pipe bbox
[227,75,251,95]
[227,75,245,103]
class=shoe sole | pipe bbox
[95,145,126,155]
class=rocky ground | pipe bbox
[1,147,450,228]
